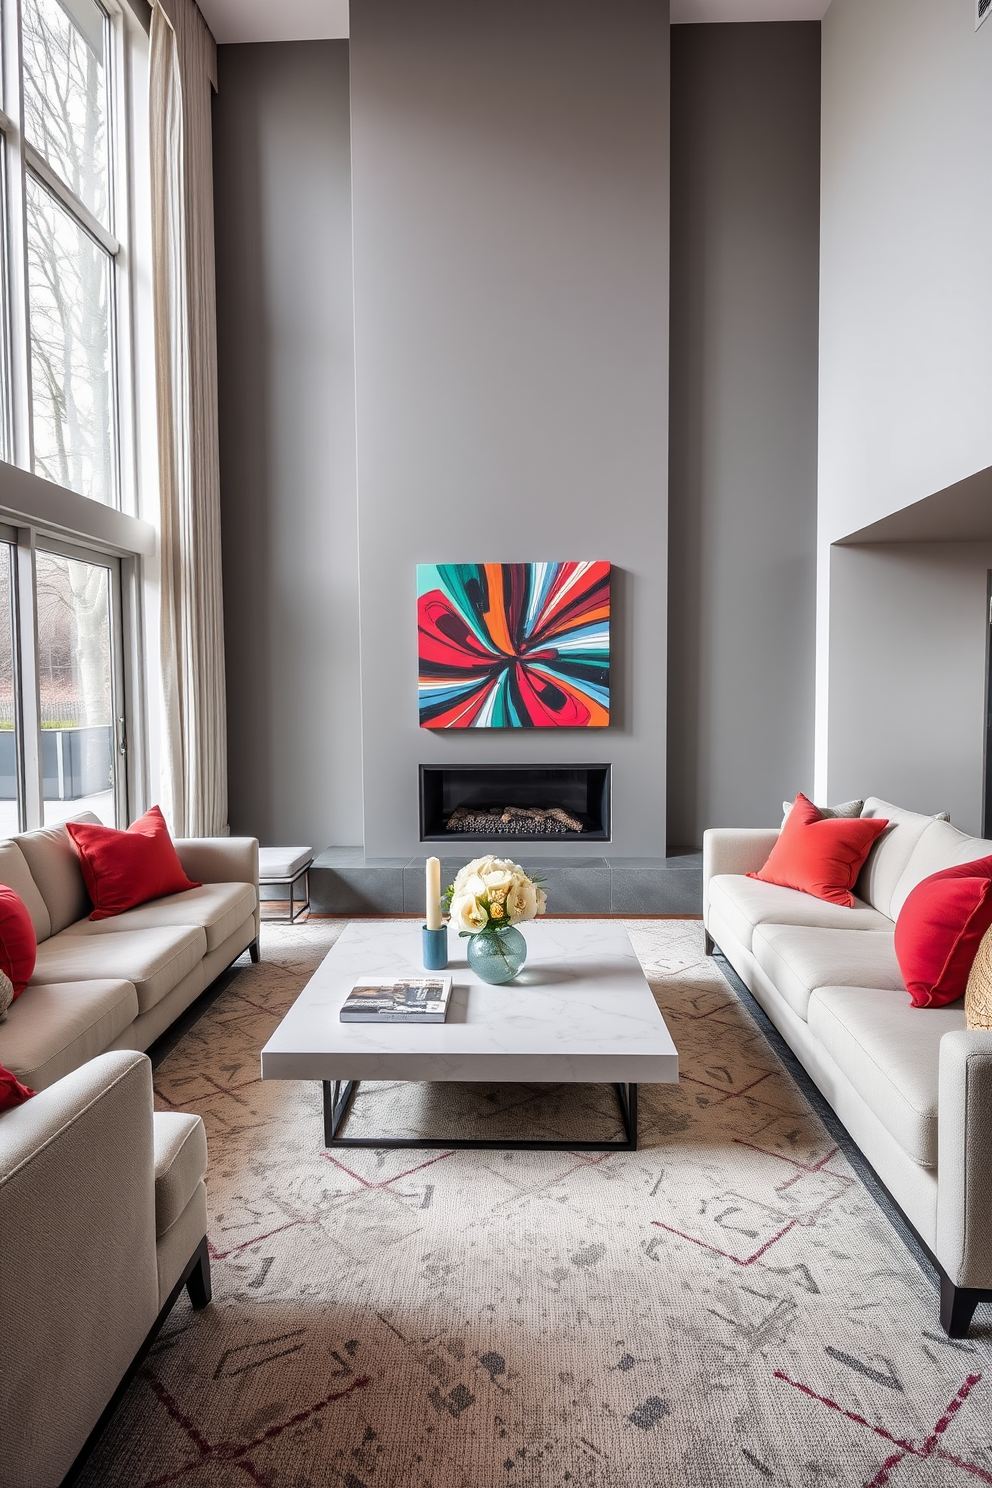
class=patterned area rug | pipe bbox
[78,919,992,1488]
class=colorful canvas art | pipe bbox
[417,561,611,728]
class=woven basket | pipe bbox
[965,924,992,1031]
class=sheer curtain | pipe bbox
[150,0,227,837]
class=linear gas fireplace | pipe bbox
[419,764,611,842]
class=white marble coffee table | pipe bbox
[260,919,678,1151]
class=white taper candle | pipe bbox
[426,857,442,930]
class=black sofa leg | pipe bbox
[186,1236,212,1310]
[704,930,715,956]
[940,1274,982,1338]
[249,937,260,964]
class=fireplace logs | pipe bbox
[446,805,585,835]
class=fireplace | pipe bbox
[419,764,611,842]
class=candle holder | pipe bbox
[422,923,448,971]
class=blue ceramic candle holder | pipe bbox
[422,924,448,971]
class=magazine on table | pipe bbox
[340,976,453,1023]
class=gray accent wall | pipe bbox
[213,42,362,849]
[827,544,992,836]
[816,1,992,811]
[349,0,671,860]
[819,0,992,544]
[667,24,820,845]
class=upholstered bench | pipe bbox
[258,845,312,922]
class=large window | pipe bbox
[0,0,150,832]
[0,524,128,831]
[0,0,137,510]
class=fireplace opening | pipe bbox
[420,764,611,842]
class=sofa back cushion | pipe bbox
[0,841,51,942]
[890,820,992,921]
[15,816,98,935]
[855,799,950,919]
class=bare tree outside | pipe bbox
[23,0,115,506]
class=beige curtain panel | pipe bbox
[150,0,227,837]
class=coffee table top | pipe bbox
[260,919,678,1085]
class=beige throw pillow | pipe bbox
[965,925,992,1031]
[782,798,864,825]
[0,968,12,1022]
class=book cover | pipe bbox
[340,976,453,1023]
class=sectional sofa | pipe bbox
[703,797,992,1337]
[0,814,259,1090]
[0,815,259,1488]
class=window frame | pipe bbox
[0,0,140,516]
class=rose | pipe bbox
[505,878,547,922]
[449,893,489,933]
[479,868,514,898]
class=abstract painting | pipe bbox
[417,561,611,728]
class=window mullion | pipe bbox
[24,146,120,256]
[15,525,43,829]
[4,0,35,476]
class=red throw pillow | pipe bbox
[747,793,888,908]
[66,806,200,921]
[0,885,37,995]
[0,1060,34,1111]
[894,857,992,1008]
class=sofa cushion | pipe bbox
[0,1059,34,1109]
[0,841,51,942]
[748,794,887,907]
[894,857,992,1008]
[889,821,992,921]
[15,817,98,935]
[709,875,891,953]
[66,806,200,920]
[752,924,905,1022]
[855,799,948,919]
[60,882,257,955]
[30,926,206,1015]
[0,979,138,1089]
[808,985,965,1168]
[153,1112,208,1236]
[0,886,36,996]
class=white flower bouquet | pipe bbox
[444,855,548,936]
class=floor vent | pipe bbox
[979,0,990,29]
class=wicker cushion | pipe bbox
[965,924,992,1031]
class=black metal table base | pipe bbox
[322,1079,638,1151]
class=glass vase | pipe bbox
[466,924,528,984]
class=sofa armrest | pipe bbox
[936,1030,992,1291]
[702,828,780,920]
[175,835,259,890]
[0,1050,161,1488]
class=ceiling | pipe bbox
[196,0,829,46]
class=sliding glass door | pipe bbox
[0,526,127,832]
[36,545,124,827]
[0,543,22,837]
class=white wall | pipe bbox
[827,543,992,835]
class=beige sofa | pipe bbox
[703,797,992,1337]
[0,816,259,1090]
[1,1049,210,1488]
[0,819,259,1487]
